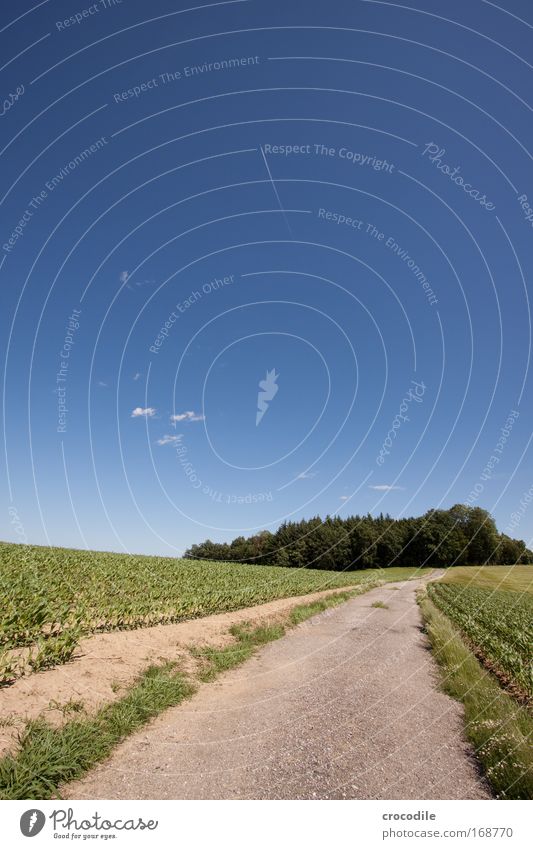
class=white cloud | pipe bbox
[97,381,108,387]
[170,410,204,422]
[133,372,141,381]
[133,278,155,288]
[156,434,183,446]
[339,495,349,501]
[297,471,316,479]
[131,407,156,418]
[369,485,404,491]
[122,274,155,291]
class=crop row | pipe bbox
[1,544,416,682]
[427,582,533,698]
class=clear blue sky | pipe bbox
[1,0,532,556]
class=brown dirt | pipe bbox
[0,586,360,757]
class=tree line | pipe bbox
[185,505,533,570]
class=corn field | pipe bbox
[427,581,533,698]
[0,542,418,684]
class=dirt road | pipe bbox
[65,579,490,799]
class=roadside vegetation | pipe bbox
[0,663,195,800]
[419,589,532,799]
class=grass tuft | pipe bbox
[194,623,286,682]
[371,600,389,609]
[418,591,533,800]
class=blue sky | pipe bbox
[1,0,532,556]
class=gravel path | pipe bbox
[65,579,491,800]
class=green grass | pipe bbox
[194,623,286,682]
[371,600,389,609]
[419,591,533,800]
[0,662,195,800]
[289,590,355,624]
[440,565,533,594]
[0,540,427,681]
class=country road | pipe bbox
[65,579,491,800]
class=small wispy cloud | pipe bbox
[131,278,155,289]
[297,471,316,479]
[369,485,404,491]
[131,407,156,418]
[119,270,129,284]
[339,495,349,501]
[170,410,204,422]
[156,434,183,446]
[98,381,108,388]
[133,372,141,381]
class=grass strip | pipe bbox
[0,662,195,800]
[195,589,363,681]
[289,589,355,625]
[194,623,286,682]
[418,590,533,800]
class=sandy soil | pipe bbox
[64,578,490,800]
[0,586,358,756]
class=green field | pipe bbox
[428,566,533,699]
[439,565,533,594]
[0,541,427,682]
